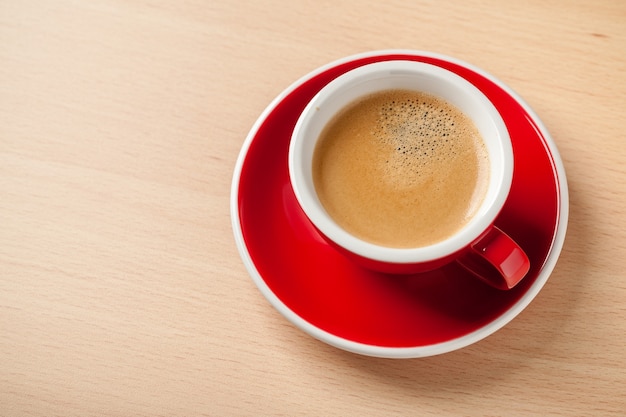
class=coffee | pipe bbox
[312,89,489,248]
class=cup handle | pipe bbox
[457,226,530,290]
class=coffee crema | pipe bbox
[312,89,490,248]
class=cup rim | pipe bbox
[289,60,514,264]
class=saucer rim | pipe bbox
[230,49,569,358]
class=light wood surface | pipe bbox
[1,1,625,415]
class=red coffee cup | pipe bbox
[289,60,529,289]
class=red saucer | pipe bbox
[231,51,568,357]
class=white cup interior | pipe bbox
[289,60,513,264]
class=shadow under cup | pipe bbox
[289,60,525,286]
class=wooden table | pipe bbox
[2,1,625,415]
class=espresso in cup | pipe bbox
[312,89,489,248]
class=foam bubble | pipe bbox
[371,91,478,189]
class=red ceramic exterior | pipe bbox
[459,226,531,290]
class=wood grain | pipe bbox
[1,0,625,415]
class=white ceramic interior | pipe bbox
[289,60,513,264]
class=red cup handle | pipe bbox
[457,226,530,290]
